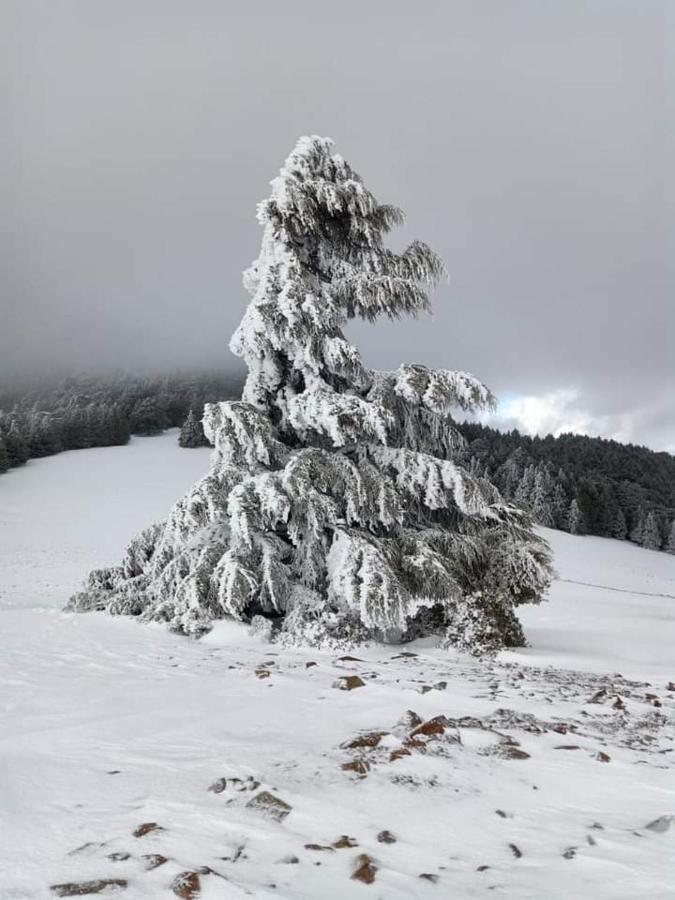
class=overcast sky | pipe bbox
[2,1,672,450]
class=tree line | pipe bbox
[0,372,241,473]
[458,423,675,554]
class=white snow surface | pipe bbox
[1,432,674,899]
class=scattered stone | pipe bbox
[333,835,358,849]
[133,822,164,838]
[552,723,569,734]
[433,681,447,691]
[107,852,131,861]
[397,710,423,731]
[208,777,227,794]
[305,661,318,668]
[476,865,490,872]
[107,770,121,775]
[554,745,580,750]
[562,847,577,859]
[246,791,292,822]
[304,844,335,852]
[67,843,105,856]
[171,871,201,899]
[352,854,377,884]
[419,873,439,883]
[392,651,418,659]
[508,843,523,859]
[333,675,366,691]
[142,854,168,870]
[410,715,450,738]
[590,822,604,830]
[277,854,299,864]
[612,696,626,711]
[645,815,674,833]
[343,731,388,749]
[588,689,607,704]
[495,809,508,819]
[337,655,363,662]
[596,751,611,763]
[418,685,433,694]
[499,745,530,760]
[341,759,370,776]
[377,830,397,844]
[255,668,271,679]
[667,682,675,692]
[587,835,597,846]
[389,748,411,762]
[51,881,127,897]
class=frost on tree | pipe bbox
[68,136,552,654]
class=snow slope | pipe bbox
[1,433,674,899]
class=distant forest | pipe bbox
[0,372,241,470]
[1,375,673,553]
[459,423,675,554]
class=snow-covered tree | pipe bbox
[629,509,645,545]
[641,511,661,551]
[609,507,627,540]
[68,136,552,654]
[179,409,210,448]
[665,520,675,555]
[567,498,585,535]
[531,466,555,528]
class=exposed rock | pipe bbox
[255,668,271,679]
[667,682,675,692]
[171,871,201,899]
[508,843,523,859]
[377,830,397,844]
[107,852,130,862]
[246,790,292,821]
[498,745,530,760]
[495,809,509,818]
[433,681,448,691]
[133,822,164,838]
[396,710,423,731]
[392,652,418,659]
[333,675,366,691]
[418,685,432,694]
[554,745,580,750]
[142,854,168,870]
[304,843,334,851]
[277,854,299,864]
[562,847,577,859]
[419,873,439,883]
[333,835,358,849]
[207,777,227,793]
[352,853,377,884]
[389,748,411,762]
[596,751,611,763]
[476,865,490,872]
[410,715,450,738]
[645,815,674,833]
[337,655,364,662]
[305,661,318,668]
[343,731,388,750]
[51,881,127,897]
[612,696,626,711]
[588,689,607,704]
[341,759,370,776]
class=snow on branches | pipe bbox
[68,136,551,653]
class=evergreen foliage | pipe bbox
[460,423,675,555]
[179,409,210,448]
[67,136,552,654]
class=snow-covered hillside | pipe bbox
[1,433,674,899]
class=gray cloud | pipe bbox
[1,1,672,449]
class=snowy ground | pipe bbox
[1,432,674,899]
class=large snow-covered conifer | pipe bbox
[68,136,551,653]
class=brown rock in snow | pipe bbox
[377,830,397,844]
[50,881,127,897]
[333,675,366,691]
[142,854,168,869]
[133,822,164,838]
[171,871,201,899]
[246,791,292,821]
[352,854,377,884]
[333,835,358,848]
